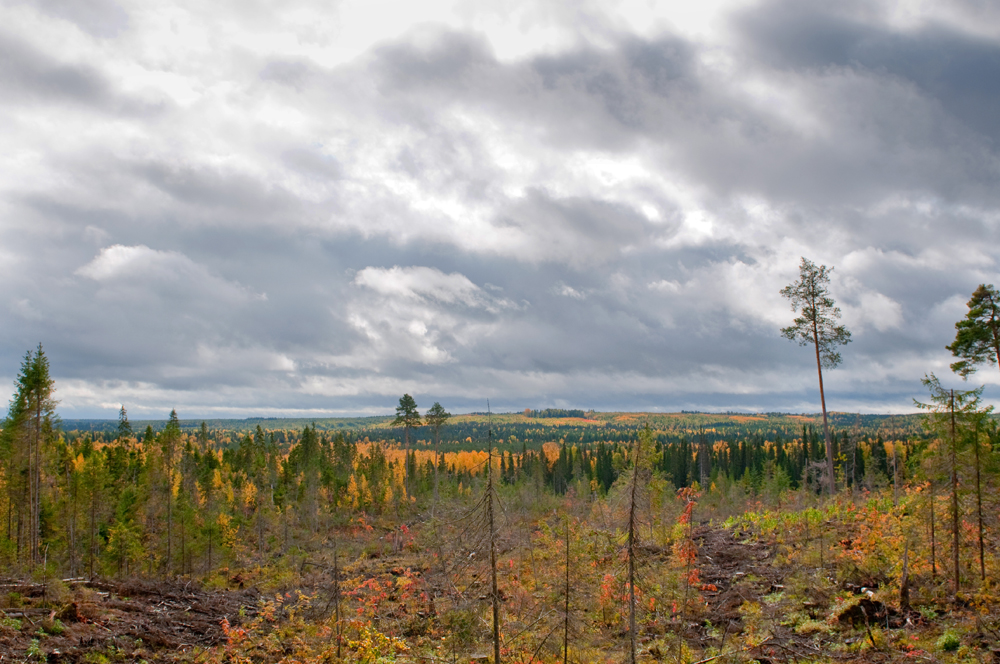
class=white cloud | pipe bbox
[555,283,587,299]
[1,0,998,417]
[355,265,484,306]
[346,265,515,367]
[844,290,904,333]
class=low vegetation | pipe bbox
[1,391,998,662]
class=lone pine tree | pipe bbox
[781,257,851,494]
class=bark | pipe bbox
[33,395,42,565]
[950,390,960,596]
[563,519,570,664]
[974,421,985,582]
[900,532,911,611]
[334,548,342,660]
[627,437,642,664]
[929,481,936,579]
[487,430,500,664]
[432,428,441,518]
[812,314,836,495]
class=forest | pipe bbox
[2,277,1000,663]
[1,366,999,662]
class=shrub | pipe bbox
[936,630,960,652]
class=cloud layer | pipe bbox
[1,0,998,418]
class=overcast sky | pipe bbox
[2,0,999,419]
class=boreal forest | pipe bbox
[2,278,1000,663]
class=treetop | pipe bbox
[947,283,1000,378]
[780,257,851,369]
[392,393,422,428]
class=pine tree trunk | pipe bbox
[67,464,76,578]
[891,429,899,507]
[334,548,342,660]
[813,320,836,495]
[166,475,173,576]
[487,434,500,664]
[974,421,985,582]
[432,429,440,518]
[929,482,937,579]
[33,398,42,566]
[89,490,96,578]
[950,390,959,596]
[900,537,910,611]
[627,437,642,664]
[563,518,570,664]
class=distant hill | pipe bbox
[60,415,394,434]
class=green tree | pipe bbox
[425,402,450,514]
[392,394,422,447]
[116,405,132,442]
[781,258,851,494]
[159,409,182,573]
[80,450,108,578]
[947,284,1000,378]
[1,345,58,566]
[914,374,991,595]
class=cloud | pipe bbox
[0,0,998,417]
[76,244,262,303]
[345,266,516,367]
[354,265,493,308]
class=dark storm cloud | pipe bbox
[734,0,1000,142]
[362,29,700,150]
[354,22,998,215]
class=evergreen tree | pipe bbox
[116,405,132,442]
[424,402,450,514]
[392,394,422,447]
[2,345,58,566]
[914,374,992,594]
[781,258,851,494]
[948,284,1000,378]
[159,410,182,573]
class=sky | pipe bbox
[2,0,1000,419]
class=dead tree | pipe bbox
[973,418,986,582]
[487,403,501,664]
[950,390,960,596]
[563,517,570,664]
[626,428,648,664]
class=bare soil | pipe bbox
[0,578,258,663]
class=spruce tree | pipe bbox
[2,345,58,566]
[424,402,450,515]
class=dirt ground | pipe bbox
[0,578,258,663]
[1,525,985,663]
[691,525,938,662]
